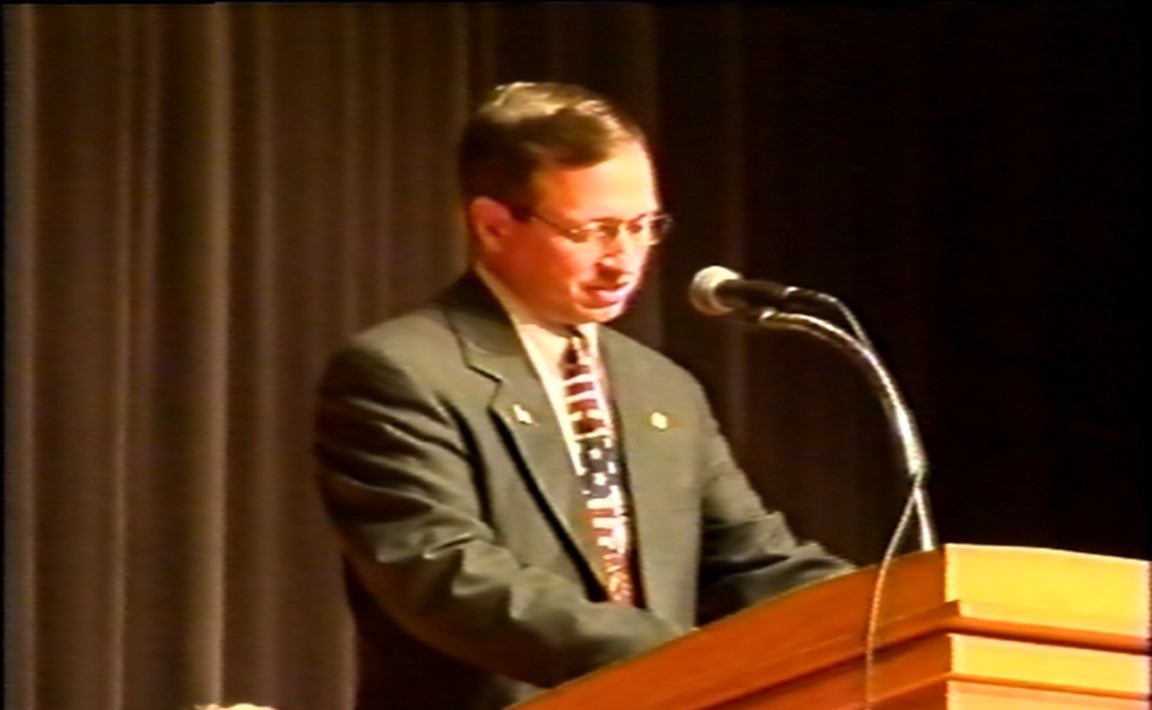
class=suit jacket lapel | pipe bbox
[601,330,685,617]
[440,275,605,583]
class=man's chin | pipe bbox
[576,301,629,324]
[580,286,639,317]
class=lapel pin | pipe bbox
[650,412,669,430]
[512,404,534,425]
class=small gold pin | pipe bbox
[512,404,534,425]
[650,412,669,430]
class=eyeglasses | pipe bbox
[512,205,674,247]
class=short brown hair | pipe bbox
[457,82,647,208]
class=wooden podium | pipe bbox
[517,545,1149,709]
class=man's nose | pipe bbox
[598,234,649,268]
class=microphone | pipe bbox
[689,264,876,351]
[689,265,812,316]
[687,263,937,554]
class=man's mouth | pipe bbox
[585,281,635,305]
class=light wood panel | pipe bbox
[516,545,1150,710]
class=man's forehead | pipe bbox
[530,144,658,210]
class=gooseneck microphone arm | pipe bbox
[746,307,937,552]
[792,290,876,352]
[689,264,938,552]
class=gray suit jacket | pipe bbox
[314,273,851,709]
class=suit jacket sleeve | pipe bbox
[314,340,686,689]
[692,388,856,624]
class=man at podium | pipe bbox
[314,81,853,710]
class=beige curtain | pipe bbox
[6,5,478,708]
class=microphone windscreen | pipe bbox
[689,265,742,316]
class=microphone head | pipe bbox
[689,265,742,316]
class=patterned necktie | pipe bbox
[562,329,635,604]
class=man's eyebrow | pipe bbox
[581,210,664,223]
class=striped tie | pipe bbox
[562,329,635,604]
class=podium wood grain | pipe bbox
[515,545,1150,710]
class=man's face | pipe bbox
[475,141,661,325]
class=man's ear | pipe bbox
[468,197,515,250]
